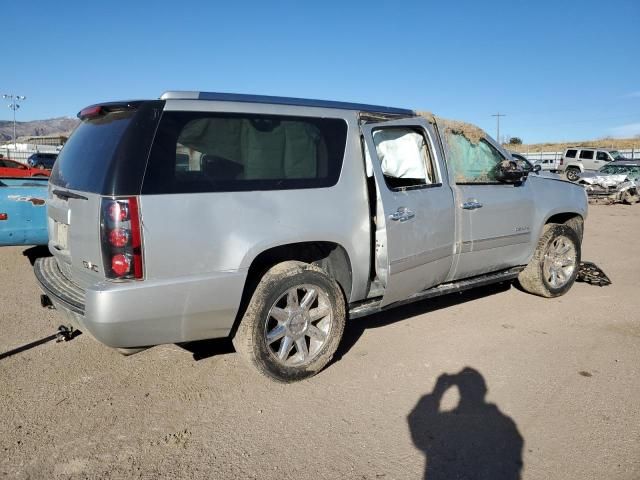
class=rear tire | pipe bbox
[565,167,580,181]
[233,261,346,382]
[518,224,581,298]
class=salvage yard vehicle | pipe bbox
[34,92,588,382]
[559,147,627,181]
[27,152,58,170]
[0,158,51,178]
[578,160,640,204]
[0,177,48,245]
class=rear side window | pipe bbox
[142,112,348,194]
[565,149,577,158]
[579,150,594,160]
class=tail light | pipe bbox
[100,197,144,280]
[559,158,563,166]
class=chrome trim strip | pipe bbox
[389,245,452,274]
[460,232,531,253]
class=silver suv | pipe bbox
[560,147,627,181]
[35,91,588,382]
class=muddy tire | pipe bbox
[565,167,580,181]
[518,224,581,298]
[232,261,346,383]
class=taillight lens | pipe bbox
[111,254,131,276]
[101,197,144,280]
[108,228,130,248]
[107,202,129,222]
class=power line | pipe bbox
[491,113,506,143]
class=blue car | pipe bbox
[0,177,49,245]
[27,152,58,170]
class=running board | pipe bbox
[348,266,524,319]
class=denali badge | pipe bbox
[82,261,99,273]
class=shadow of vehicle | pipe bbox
[179,337,235,361]
[179,283,512,364]
[22,245,52,266]
[333,282,511,364]
[408,367,523,480]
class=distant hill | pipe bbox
[0,117,79,143]
[505,137,640,153]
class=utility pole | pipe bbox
[3,94,27,149]
[491,113,506,144]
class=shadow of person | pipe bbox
[408,367,523,480]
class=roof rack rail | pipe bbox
[160,91,414,116]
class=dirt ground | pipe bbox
[1,204,639,479]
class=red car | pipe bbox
[0,158,50,178]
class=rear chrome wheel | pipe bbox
[565,168,580,181]
[233,261,346,382]
[264,284,333,367]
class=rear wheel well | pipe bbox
[230,242,352,338]
[546,213,584,241]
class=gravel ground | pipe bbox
[1,204,639,479]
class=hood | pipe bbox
[578,172,629,187]
[536,170,562,180]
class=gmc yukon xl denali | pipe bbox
[35,91,588,382]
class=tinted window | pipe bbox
[49,101,163,195]
[446,132,504,183]
[565,149,577,158]
[142,112,347,194]
[579,150,594,160]
[596,151,609,161]
[4,160,25,169]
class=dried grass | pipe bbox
[437,117,486,145]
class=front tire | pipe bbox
[518,224,581,298]
[233,261,346,382]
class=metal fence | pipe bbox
[521,148,639,162]
[0,146,59,165]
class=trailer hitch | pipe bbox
[0,325,81,360]
[55,324,79,342]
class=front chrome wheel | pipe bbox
[265,284,332,366]
[542,235,577,289]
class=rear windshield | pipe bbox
[50,101,163,195]
[142,112,348,194]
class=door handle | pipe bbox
[389,207,415,222]
[462,201,483,210]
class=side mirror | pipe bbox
[532,164,542,174]
[496,160,526,183]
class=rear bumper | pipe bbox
[34,257,246,348]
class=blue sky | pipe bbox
[2,0,639,143]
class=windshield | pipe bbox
[599,164,640,177]
[608,151,626,161]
